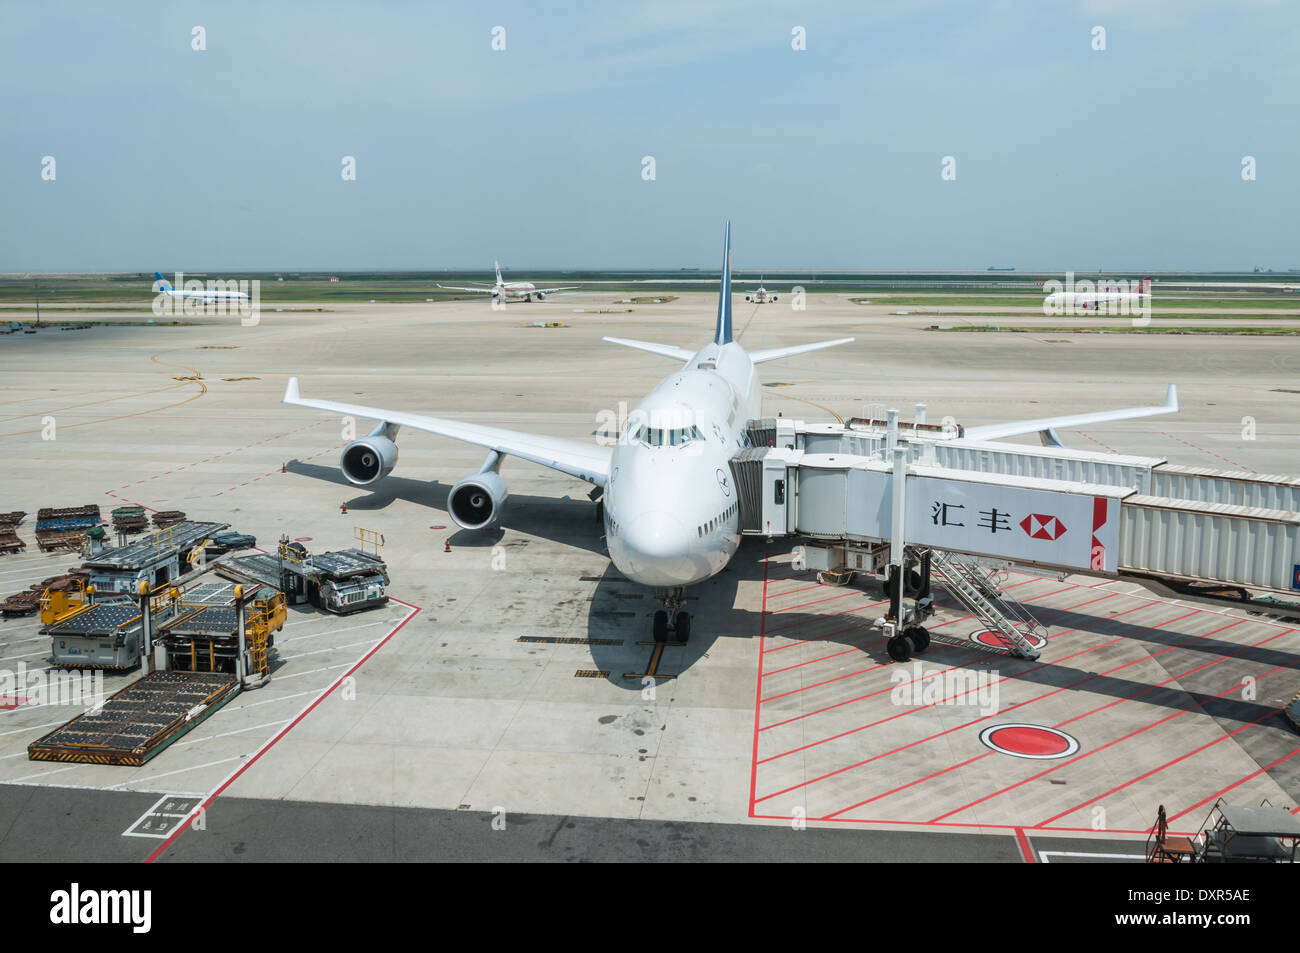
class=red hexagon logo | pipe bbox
[1020,513,1067,540]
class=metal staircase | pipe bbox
[927,549,1046,660]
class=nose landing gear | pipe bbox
[652,587,691,643]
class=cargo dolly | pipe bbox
[27,671,239,766]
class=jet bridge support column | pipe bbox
[885,446,909,656]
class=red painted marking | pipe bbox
[1170,747,1300,822]
[772,589,872,614]
[1030,651,1295,827]
[989,725,1072,756]
[759,588,1113,734]
[145,599,422,863]
[1015,828,1036,863]
[1160,431,1256,473]
[767,582,833,600]
[757,606,1198,803]
[748,555,771,818]
[750,811,1193,837]
[921,619,1281,825]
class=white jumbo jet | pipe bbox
[436,261,578,303]
[153,272,250,303]
[283,224,1177,641]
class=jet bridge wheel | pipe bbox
[904,626,930,653]
[653,610,669,642]
[886,633,915,663]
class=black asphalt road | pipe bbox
[1,783,1148,863]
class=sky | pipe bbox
[2,0,1298,272]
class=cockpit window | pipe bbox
[637,425,701,448]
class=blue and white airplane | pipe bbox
[153,272,250,303]
[283,224,1175,641]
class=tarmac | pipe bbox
[1,290,1297,862]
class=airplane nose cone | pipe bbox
[618,511,700,586]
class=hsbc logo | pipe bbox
[1020,513,1067,541]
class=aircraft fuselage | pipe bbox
[604,340,761,588]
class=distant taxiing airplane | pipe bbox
[742,277,779,304]
[284,224,1175,642]
[436,262,578,303]
[153,272,250,303]
[1043,276,1151,311]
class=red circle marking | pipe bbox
[980,724,1080,760]
[430,525,447,530]
[970,628,1047,650]
[294,537,312,542]
[990,726,1068,756]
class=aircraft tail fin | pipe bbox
[715,222,733,345]
[154,271,172,291]
[494,260,503,285]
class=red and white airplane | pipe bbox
[1043,276,1151,311]
[437,262,578,303]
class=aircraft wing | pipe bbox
[535,286,580,296]
[958,385,1178,444]
[602,337,695,362]
[435,284,497,294]
[282,378,611,486]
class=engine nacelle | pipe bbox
[448,471,508,529]
[340,435,398,486]
[535,291,546,301]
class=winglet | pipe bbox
[1165,383,1178,411]
[715,222,733,345]
[283,377,300,404]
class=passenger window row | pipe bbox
[697,502,738,538]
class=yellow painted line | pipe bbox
[0,349,207,437]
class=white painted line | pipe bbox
[270,662,351,682]
[277,637,384,661]
[122,793,204,839]
[173,719,290,748]
[140,602,420,854]
[0,648,54,665]
[7,763,78,783]
[1039,850,1145,863]
[278,619,387,644]
[106,755,244,791]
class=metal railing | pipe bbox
[927,549,1046,659]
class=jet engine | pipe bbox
[534,291,546,301]
[340,435,398,486]
[448,471,508,529]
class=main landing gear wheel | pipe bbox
[653,610,669,642]
[905,626,930,653]
[674,612,691,643]
[886,633,915,663]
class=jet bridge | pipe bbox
[733,415,1300,662]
